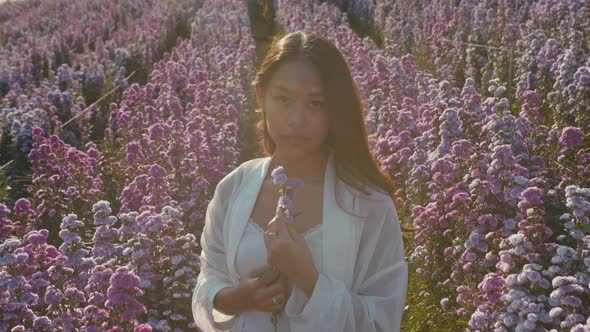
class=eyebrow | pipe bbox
[273,85,325,97]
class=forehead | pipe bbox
[268,60,324,95]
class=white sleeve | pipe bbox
[285,199,408,332]
[191,172,239,332]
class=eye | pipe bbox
[310,100,324,108]
[273,95,288,104]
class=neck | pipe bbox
[268,146,330,183]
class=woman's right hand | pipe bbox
[237,265,290,313]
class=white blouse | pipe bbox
[192,148,408,332]
[234,218,323,332]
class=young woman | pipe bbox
[192,31,408,332]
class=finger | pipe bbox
[276,214,293,242]
[259,277,290,299]
[260,282,284,299]
[249,266,269,278]
[255,268,281,287]
[284,208,294,223]
[264,232,279,255]
[263,231,273,250]
[273,209,287,237]
[254,267,277,285]
[269,297,287,312]
[265,233,273,252]
[265,271,282,286]
[261,267,280,283]
[265,298,284,313]
[267,217,278,233]
[250,265,274,279]
[276,206,287,223]
[267,234,278,252]
[286,223,301,242]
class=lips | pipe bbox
[283,134,308,146]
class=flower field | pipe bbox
[0,0,589,331]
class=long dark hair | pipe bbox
[251,31,402,216]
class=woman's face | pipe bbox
[257,59,331,159]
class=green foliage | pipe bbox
[401,242,470,331]
[0,169,10,203]
[95,137,128,216]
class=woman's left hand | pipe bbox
[263,207,319,297]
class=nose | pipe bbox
[287,101,307,127]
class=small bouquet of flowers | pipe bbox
[256,166,303,331]
[271,166,304,223]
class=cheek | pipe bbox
[310,112,331,140]
[265,112,282,138]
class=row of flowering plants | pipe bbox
[106,0,255,236]
[272,0,589,330]
[0,0,256,330]
[1,0,154,95]
[325,0,590,129]
[1,0,151,163]
[1,197,204,331]
[1,0,197,206]
[0,0,38,24]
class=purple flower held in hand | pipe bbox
[271,166,288,185]
[271,166,304,223]
[268,166,304,332]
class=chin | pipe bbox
[277,143,309,156]
[276,144,314,158]
[279,147,309,157]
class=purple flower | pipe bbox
[559,127,585,148]
[469,311,487,329]
[271,166,304,223]
[519,187,543,210]
[33,316,52,331]
[561,295,582,308]
[7,275,25,291]
[134,324,153,332]
[24,229,48,245]
[271,166,288,185]
[109,270,141,291]
[60,214,84,229]
[149,164,167,178]
[92,201,113,216]
[162,235,174,246]
[13,198,32,215]
[478,273,505,292]
[65,286,86,303]
[286,178,304,190]
[278,195,293,209]
[59,229,81,243]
